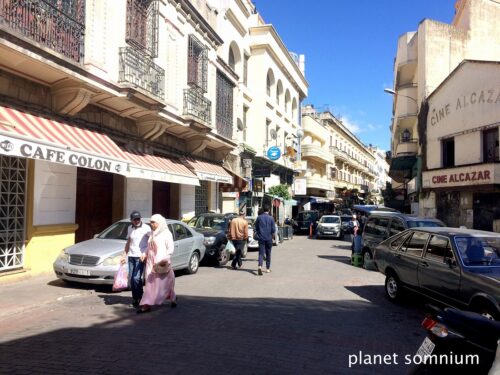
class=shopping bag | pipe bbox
[225,240,236,255]
[112,262,129,292]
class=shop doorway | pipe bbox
[436,191,460,227]
[153,181,172,219]
[473,193,497,232]
[75,168,113,243]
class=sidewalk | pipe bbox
[0,274,93,320]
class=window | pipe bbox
[216,70,234,139]
[228,48,235,70]
[243,106,248,142]
[442,137,455,168]
[188,35,208,92]
[390,232,411,251]
[483,128,499,162]
[389,219,405,237]
[401,231,429,257]
[243,54,249,86]
[126,0,159,57]
[425,235,451,262]
[172,223,192,240]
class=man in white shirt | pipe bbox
[122,211,150,308]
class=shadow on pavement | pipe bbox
[318,255,351,266]
[0,295,424,375]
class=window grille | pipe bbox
[0,0,86,62]
[195,180,209,216]
[0,156,26,272]
[126,0,159,57]
[188,35,208,92]
[216,70,234,140]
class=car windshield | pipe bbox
[189,215,227,231]
[320,217,340,224]
[97,221,150,240]
[407,220,444,228]
[297,212,315,221]
[455,236,500,266]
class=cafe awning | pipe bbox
[0,105,129,174]
[183,157,233,184]
[389,155,418,183]
[122,147,199,186]
[219,168,249,192]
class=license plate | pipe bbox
[416,337,435,359]
[69,269,90,276]
[324,231,333,234]
[301,227,308,230]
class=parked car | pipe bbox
[187,212,240,266]
[373,227,500,320]
[361,212,445,267]
[53,218,205,285]
[316,215,343,239]
[293,210,320,234]
[246,216,280,248]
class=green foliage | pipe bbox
[268,184,291,200]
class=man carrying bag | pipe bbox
[228,210,248,270]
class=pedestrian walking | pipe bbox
[137,214,177,313]
[351,214,362,254]
[228,209,249,270]
[122,211,150,308]
[254,205,275,276]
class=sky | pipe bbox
[254,0,458,151]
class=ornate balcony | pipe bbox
[183,87,212,125]
[118,46,165,100]
[0,0,85,63]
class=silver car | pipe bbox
[53,219,205,285]
[316,215,343,239]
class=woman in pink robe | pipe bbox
[137,214,177,313]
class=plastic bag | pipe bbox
[112,262,129,292]
[225,240,236,255]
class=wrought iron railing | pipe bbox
[126,0,158,57]
[216,114,233,140]
[119,46,164,100]
[183,87,211,124]
[0,0,85,63]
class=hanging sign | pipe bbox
[267,146,281,161]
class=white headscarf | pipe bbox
[149,214,167,245]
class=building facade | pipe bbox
[0,0,247,279]
[386,0,500,221]
[297,106,378,213]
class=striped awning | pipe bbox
[0,106,129,174]
[123,148,199,186]
[219,168,249,192]
[183,157,233,184]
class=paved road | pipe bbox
[0,236,427,375]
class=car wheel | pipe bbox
[242,243,248,258]
[187,252,200,274]
[385,273,402,301]
[362,250,372,268]
[474,303,499,320]
[217,245,230,266]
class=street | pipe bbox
[0,236,427,375]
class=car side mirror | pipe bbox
[93,234,98,239]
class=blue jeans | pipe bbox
[128,257,144,302]
[258,240,273,269]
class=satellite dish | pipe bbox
[237,119,244,131]
[296,128,304,138]
[270,128,277,140]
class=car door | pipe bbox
[396,231,430,288]
[418,234,461,302]
[171,223,194,268]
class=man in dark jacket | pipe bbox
[254,205,275,275]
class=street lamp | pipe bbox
[384,88,417,104]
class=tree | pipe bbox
[268,184,291,200]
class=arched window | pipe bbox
[292,98,298,120]
[276,80,283,105]
[266,69,275,97]
[284,89,291,113]
[228,48,235,70]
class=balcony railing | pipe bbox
[183,87,212,125]
[0,0,85,63]
[119,46,164,100]
[395,139,418,156]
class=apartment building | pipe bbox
[209,0,308,218]
[298,106,378,213]
[0,0,246,278]
[386,0,500,230]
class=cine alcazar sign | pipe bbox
[0,135,129,175]
[422,164,499,189]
